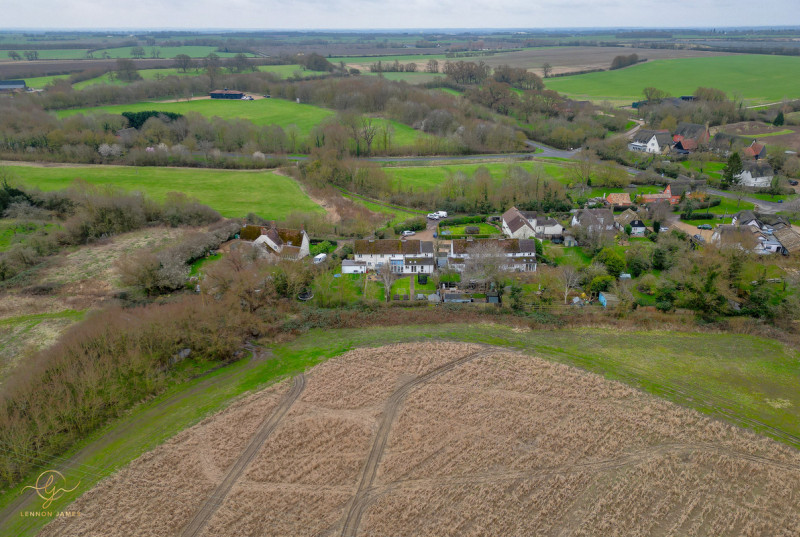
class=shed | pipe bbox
[210,89,245,99]
[0,80,26,92]
[598,292,620,308]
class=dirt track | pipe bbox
[39,342,800,537]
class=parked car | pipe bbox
[659,226,669,233]
[241,95,254,100]
[435,211,448,218]
[789,180,798,186]
[697,224,712,230]
[426,213,439,220]
[401,230,416,236]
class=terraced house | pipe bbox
[448,237,537,272]
[353,239,435,274]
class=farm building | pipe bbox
[0,80,26,92]
[210,89,245,99]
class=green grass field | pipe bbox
[0,49,90,60]
[439,223,500,235]
[681,160,726,179]
[3,323,797,537]
[6,165,322,219]
[362,71,446,84]
[384,160,571,192]
[546,55,800,105]
[91,46,250,59]
[390,275,437,296]
[57,98,335,137]
[56,99,426,147]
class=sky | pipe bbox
[4,0,800,30]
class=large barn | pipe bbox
[209,89,244,99]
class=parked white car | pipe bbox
[435,211,448,218]
[426,213,439,220]
[401,230,416,236]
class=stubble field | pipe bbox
[40,342,800,537]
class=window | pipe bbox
[390,259,404,273]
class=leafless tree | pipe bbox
[360,117,378,156]
[542,62,552,79]
[557,265,581,304]
[426,59,439,73]
[377,262,395,302]
[464,240,507,283]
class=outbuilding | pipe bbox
[210,89,245,99]
[341,260,367,274]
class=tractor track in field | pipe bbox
[339,347,494,537]
[179,373,306,537]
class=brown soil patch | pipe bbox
[714,121,800,152]
[41,342,800,537]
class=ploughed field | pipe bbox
[41,342,800,537]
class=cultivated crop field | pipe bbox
[41,341,800,537]
[6,164,323,218]
[546,55,800,105]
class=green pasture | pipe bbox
[6,165,322,219]
[546,55,800,105]
[384,160,572,192]
[91,46,250,59]
[0,49,90,60]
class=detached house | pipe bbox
[501,207,563,240]
[571,208,616,233]
[353,239,435,274]
[628,129,672,154]
[629,220,647,237]
[673,123,710,151]
[448,237,537,273]
[743,140,767,161]
[253,227,310,260]
[736,162,774,188]
[640,184,684,205]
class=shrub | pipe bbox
[393,216,426,235]
[590,275,614,293]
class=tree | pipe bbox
[596,247,626,278]
[722,152,743,189]
[229,53,250,73]
[643,87,669,103]
[426,59,439,73]
[774,111,785,126]
[377,263,395,303]
[359,117,378,156]
[542,62,552,79]
[557,265,581,304]
[131,46,146,59]
[173,54,193,73]
[204,53,222,82]
[115,58,141,82]
[7,51,20,61]
[464,241,507,284]
[23,50,38,61]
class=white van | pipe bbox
[313,253,328,264]
[435,211,448,218]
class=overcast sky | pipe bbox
[5,0,800,30]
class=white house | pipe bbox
[629,220,647,237]
[352,239,435,274]
[448,237,537,272]
[735,162,774,188]
[502,207,563,240]
[253,227,310,260]
[628,129,672,154]
[341,260,367,274]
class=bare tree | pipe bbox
[568,152,598,189]
[557,265,581,305]
[360,117,378,156]
[542,62,552,79]
[377,262,396,302]
[426,59,439,73]
[464,240,507,283]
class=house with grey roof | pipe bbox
[571,208,616,234]
[353,239,435,274]
[501,207,563,240]
[736,162,774,188]
[448,237,537,272]
[628,129,672,154]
